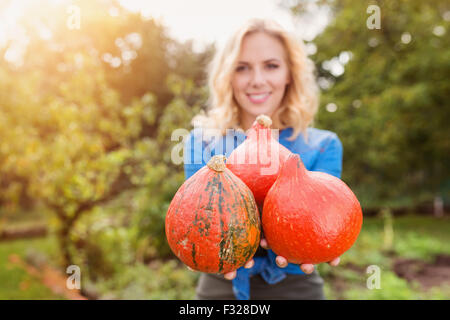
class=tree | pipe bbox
[0,0,210,269]
[285,0,450,208]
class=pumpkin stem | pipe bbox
[207,155,227,172]
[256,114,272,128]
[279,153,307,179]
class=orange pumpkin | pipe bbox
[262,153,363,264]
[165,155,260,273]
[227,115,291,208]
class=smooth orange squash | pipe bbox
[262,153,363,264]
[227,115,291,208]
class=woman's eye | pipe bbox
[235,64,278,72]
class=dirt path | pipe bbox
[8,254,87,300]
[393,254,450,290]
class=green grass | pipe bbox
[0,236,66,300]
[317,214,450,300]
[0,214,449,299]
[342,214,450,266]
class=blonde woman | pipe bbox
[184,18,342,300]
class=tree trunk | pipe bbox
[434,196,444,218]
[58,223,75,268]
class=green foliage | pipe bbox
[94,260,199,300]
[345,270,419,300]
[334,215,450,269]
[0,0,210,269]
[71,203,139,281]
[337,218,390,268]
[343,270,450,300]
[394,231,447,261]
[134,75,206,258]
[288,0,450,208]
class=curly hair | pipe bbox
[192,18,319,141]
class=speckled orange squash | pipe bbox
[165,155,261,274]
[262,153,363,264]
[226,115,291,208]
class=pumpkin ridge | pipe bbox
[181,190,204,238]
[172,178,195,217]
[222,171,260,262]
[172,181,203,247]
[192,243,197,269]
[216,173,230,272]
[219,172,239,270]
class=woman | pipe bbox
[184,18,342,300]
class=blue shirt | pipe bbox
[183,126,343,300]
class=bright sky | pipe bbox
[0,0,330,59]
[117,0,330,51]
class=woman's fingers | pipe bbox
[190,257,337,278]
[198,259,255,281]
[260,238,270,249]
[328,257,340,267]
[223,259,253,281]
[224,270,237,280]
[300,263,315,274]
[244,259,254,269]
[275,256,288,268]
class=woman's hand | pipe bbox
[186,260,254,280]
[223,259,254,280]
[188,237,341,280]
[260,238,340,273]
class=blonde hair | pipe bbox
[192,18,319,141]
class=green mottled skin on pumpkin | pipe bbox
[165,155,260,274]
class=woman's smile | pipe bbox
[247,92,271,104]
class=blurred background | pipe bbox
[0,0,449,300]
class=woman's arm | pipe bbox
[311,133,343,179]
[183,129,207,180]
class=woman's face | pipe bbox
[231,32,291,126]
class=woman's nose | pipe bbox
[250,68,265,87]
